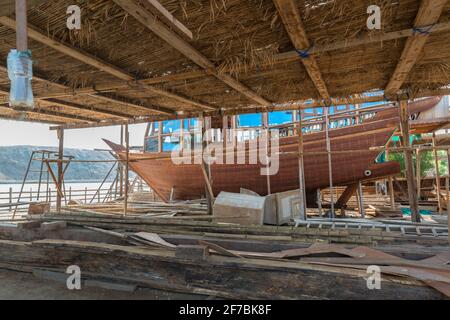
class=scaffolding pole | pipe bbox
[297,109,307,220]
[399,100,420,222]
[124,124,129,215]
[433,133,443,214]
[324,106,335,218]
[56,128,64,213]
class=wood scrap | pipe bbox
[198,240,243,258]
[0,238,445,300]
[132,232,177,248]
[84,226,127,239]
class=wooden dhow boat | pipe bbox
[105,97,442,203]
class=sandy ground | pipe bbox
[0,269,204,300]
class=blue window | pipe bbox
[162,135,180,152]
[189,118,199,129]
[238,113,261,127]
[145,137,159,152]
[269,111,293,125]
[163,120,181,134]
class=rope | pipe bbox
[295,45,313,59]
[412,24,436,36]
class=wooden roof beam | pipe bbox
[1,95,132,120]
[0,63,170,117]
[273,0,330,103]
[0,74,132,120]
[92,92,176,116]
[0,0,48,16]
[13,106,97,122]
[144,0,193,40]
[50,87,450,131]
[0,88,100,122]
[112,0,271,107]
[42,98,132,120]
[5,20,450,103]
[36,21,450,99]
[50,116,166,131]
[0,105,90,124]
[0,113,65,124]
[384,0,448,97]
[0,16,214,112]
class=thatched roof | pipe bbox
[0,0,449,128]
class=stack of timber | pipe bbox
[61,198,209,220]
[128,190,163,203]
[322,186,394,208]
[26,211,449,246]
[320,186,401,218]
[0,220,449,299]
[365,205,403,219]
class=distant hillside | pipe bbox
[0,146,116,182]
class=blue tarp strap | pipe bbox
[412,24,436,36]
[295,45,314,59]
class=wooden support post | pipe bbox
[124,124,129,215]
[44,162,63,198]
[447,149,450,175]
[354,104,360,124]
[399,100,420,222]
[446,176,450,245]
[222,116,229,131]
[335,183,358,217]
[231,116,237,148]
[179,119,184,153]
[143,123,151,151]
[447,149,450,245]
[446,177,449,215]
[157,121,163,152]
[386,149,396,210]
[324,106,335,218]
[119,125,124,197]
[297,109,307,220]
[388,177,396,210]
[169,187,175,203]
[56,128,64,213]
[15,0,28,51]
[8,187,13,212]
[262,112,271,196]
[357,181,365,218]
[201,116,214,214]
[317,189,323,217]
[416,149,421,199]
[445,175,450,243]
[433,133,442,214]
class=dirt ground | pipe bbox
[0,269,205,300]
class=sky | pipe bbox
[0,119,148,150]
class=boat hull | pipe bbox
[106,120,399,202]
[106,97,442,202]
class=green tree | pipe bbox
[388,150,448,177]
